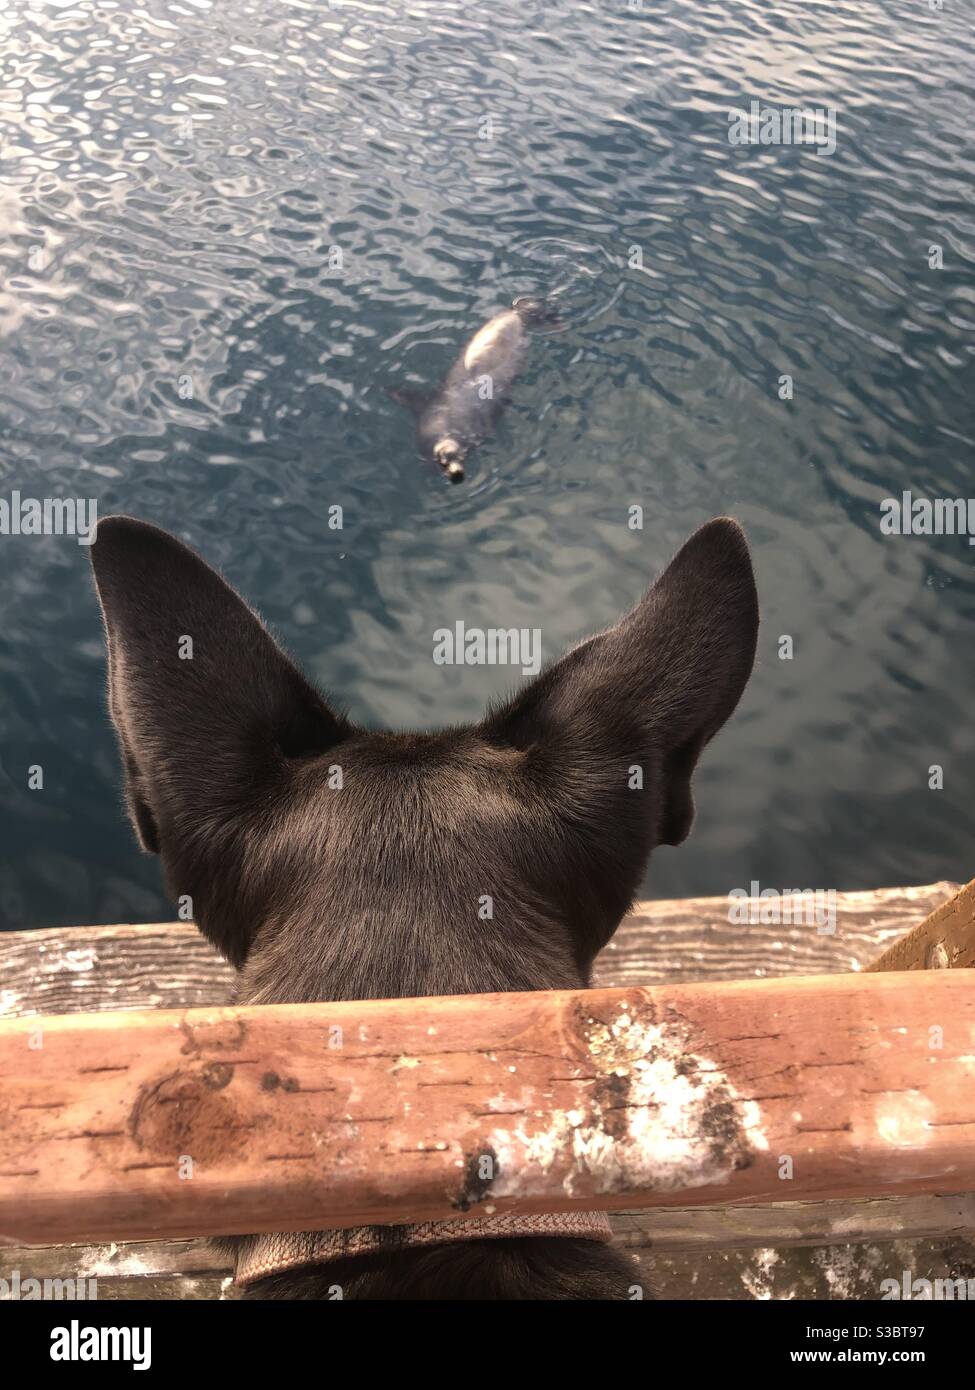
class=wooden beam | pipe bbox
[869,877,975,973]
[5,1215,975,1302]
[6,1190,972,1279]
[601,881,961,987]
[2,973,974,1246]
[610,1191,975,1253]
[0,881,959,1022]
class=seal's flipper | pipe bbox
[385,384,431,417]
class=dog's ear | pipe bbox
[484,517,758,856]
[90,516,347,961]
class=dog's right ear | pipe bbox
[483,518,758,932]
[90,516,347,961]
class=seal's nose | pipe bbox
[446,461,465,482]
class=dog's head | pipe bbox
[90,517,757,1005]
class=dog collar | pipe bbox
[234,1210,614,1287]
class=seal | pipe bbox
[392,297,555,482]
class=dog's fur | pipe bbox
[90,514,758,1299]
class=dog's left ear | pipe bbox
[483,517,758,858]
[90,516,347,963]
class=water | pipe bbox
[0,0,973,932]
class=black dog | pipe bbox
[90,514,758,1299]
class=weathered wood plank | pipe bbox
[0,921,229,1021]
[2,884,970,1268]
[612,1191,975,1254]
[2,881,971,1296]
[0,881,959,1022]
[597,881,962,986]
[5,1190,973,1280]
[6,1223,975,1302]
[2,974,974,1246]
[869,877,975,973]
[646,1232,975,1301]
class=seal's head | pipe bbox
[433,437,465,482]
[512,295,563,331]
[512,295,545,319]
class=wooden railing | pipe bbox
[1,879,973,1298]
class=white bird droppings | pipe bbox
[485,1003,768,1200]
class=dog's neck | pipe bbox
[234,1211,613,1287]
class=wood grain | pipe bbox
[2,973,974,1246]
[6,1190,974,1275]
[596,881,962,986]
[6,1225,975,1302]
[0,881,959,1022]
[869,877,975,973]
[2,881,971,1298]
